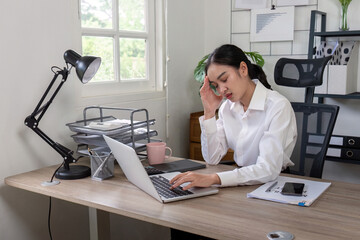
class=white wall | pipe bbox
[166,0,231,157]
[166,0,205,157]
[204,0,232,53]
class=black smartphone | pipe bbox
[281,182,305,196]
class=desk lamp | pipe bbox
[24,50,101,181]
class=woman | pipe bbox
[170,44,297,190]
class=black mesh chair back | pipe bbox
[274,56,331,87]
[274,56,332,103]
[290,102,339,178]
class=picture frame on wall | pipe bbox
[250,6,295,42]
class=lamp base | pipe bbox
[55,165,91,180]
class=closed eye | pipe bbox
[209,81,218,89]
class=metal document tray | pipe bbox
[71,130,158,147]
[67,106,158,153]
[66,116,156,136]
[76,141,149,155]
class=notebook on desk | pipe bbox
[149,159,206,173]
[144,159,206,175]
[103,135,219,203]
[247,176,331,207]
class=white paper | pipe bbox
[247,176,331,206]
[86,119,135,130]
[234,0,267,9]
[250,7,294,42]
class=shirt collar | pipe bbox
[229,79,267,112]
[248,79,267,111]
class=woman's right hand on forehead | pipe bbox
[200,76,223,120]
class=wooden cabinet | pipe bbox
[189,111,234,162]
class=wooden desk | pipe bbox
[5,159,360,240]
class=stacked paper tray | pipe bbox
[66,116,156,136]
[71,130,158,147]
[67,106,159,154]
[76,141,150,156]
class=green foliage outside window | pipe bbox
[120,38,146,80]
[82,36,114,82]
[81,0,112,29]
[81,0,147,82]
[119,0,145,31]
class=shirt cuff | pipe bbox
[216,171,238,187]
[199,115,217,135]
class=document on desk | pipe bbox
[247,176,331,207]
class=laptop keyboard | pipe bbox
[150,175,193,199]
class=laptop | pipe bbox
[103,135,219,203]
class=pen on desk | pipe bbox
[265,181,278,192]
[88,147,100,157]
[88,148,94,156]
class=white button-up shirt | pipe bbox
[199,80,297,186]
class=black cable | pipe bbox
[48,197,53,240]
[51,66,62,74]
[46,154,82,239]
[47,161,65,240]
[50,162,64,182]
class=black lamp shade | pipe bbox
[64,49,101,83]
[76,57,101,83]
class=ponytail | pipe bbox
[248,63,272,90]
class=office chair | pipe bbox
[274,56,332,103]
[274,56,339,178]
[290,102,339,178]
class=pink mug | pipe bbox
[146,142,172,165]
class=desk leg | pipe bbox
[89,207,110,240]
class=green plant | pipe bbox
[339,0,352,6]
[193,51,265,83]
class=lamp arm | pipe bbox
[24,67,75,169]
[30,68,69,121]
[29,126,75,170]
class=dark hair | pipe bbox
[204,44,271,89]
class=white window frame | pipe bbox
[79,0,165,97]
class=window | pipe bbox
[80,0,163,96]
